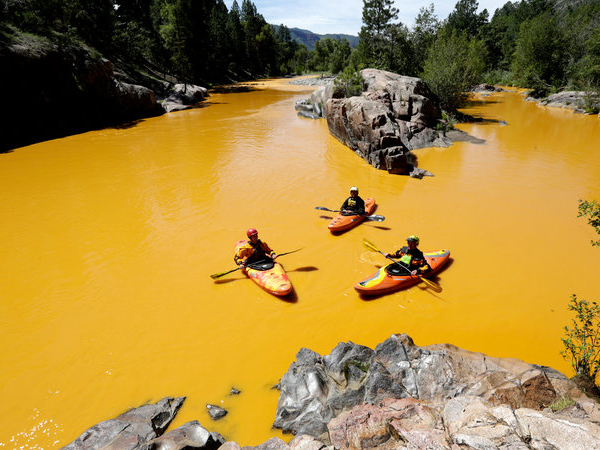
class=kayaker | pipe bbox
[340,187,365,216]
[234,228,278,269]
[384,235,431,276]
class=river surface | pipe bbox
[1,78,599,447]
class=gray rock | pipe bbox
[206,404,228,420]
[62,397,185,449]
[273,334,592,444]
[142,420,224,449]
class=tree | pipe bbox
[421,28,487,110]
[445,0,488,39]
[358,0,399,68]
[511,11,567,95]
[411,4,441,74]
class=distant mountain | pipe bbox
[273,25,359,50]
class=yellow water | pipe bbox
[1,79,599,448]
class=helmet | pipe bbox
[247,228,258,238]
[406,235,420,244]
[350,186,358,192]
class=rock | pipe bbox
[471,84,504,92]
[230,387,241,395]
[288,434,331,449]
[63,397,185,449]
[300,69,447,175]
[142,420,225,449]
[207,404,228,420]
[160,83,209,113]
[273,334,593,443]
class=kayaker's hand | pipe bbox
[411,270,417,276]
[271,254,278,260]
[239,262,246,270]
[383,253,389,258]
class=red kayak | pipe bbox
[355,249,450,296]
[328,197,376,233]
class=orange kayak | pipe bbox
[234,240,293,296]
[328,197,376,233]
[355,249,450,296]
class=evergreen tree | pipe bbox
[358,0,399,68]
[445,0,488,39]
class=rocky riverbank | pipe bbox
[64,334,600,449]
[0,29,208,152]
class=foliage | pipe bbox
[333,65,365,98]
[410,4,441,74]
[357,0,399,70]
[421,29,487,110]
[511,11,567,96]
[561,295,600,382]
[445,0,489,39]
[578,200,600,247]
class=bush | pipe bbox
[421,28,487,111]
[561,295,600,383]
[578,200,600,247]
[333,65,365,98]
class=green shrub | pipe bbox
[333,65,366,98]
[561,294,600,382]
[578,200,600,247]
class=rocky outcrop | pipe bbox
[527,91,600,114]
[63,335,600,449]
[0,32,209,152]
[63,397,185,449]
[273,334,600,448]
[296,69,458,176]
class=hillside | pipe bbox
[273,25,359,50]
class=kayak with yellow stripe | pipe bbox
[234,240,293,296]
[355,249,450,296]
[328,197,376,233]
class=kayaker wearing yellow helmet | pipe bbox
[384,235,431,276]
[234,228,278,269]
[340,186,365,216]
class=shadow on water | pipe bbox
[288,266,319,273]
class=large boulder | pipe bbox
[296,69,454,176]
[273,334,595,445]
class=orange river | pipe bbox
[1,78,599,447]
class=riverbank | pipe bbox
[64,334,600,449]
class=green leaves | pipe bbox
[578,200,600,247]
[561,295,600,381]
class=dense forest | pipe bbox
[1,0,600,107]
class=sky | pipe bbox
[223,0,509,35]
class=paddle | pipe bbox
[210,248,303,279]
[314,207,385,222]
[362,238,441,291]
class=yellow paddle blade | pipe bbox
[419,276,442,291]
[363,238,380,253]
